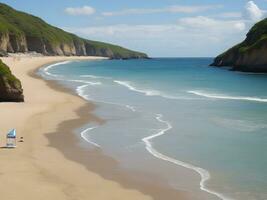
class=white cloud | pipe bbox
[168,5,223,13]
[244,1,265,21]
[65,6,95,16]
[234,22,246,31]
[102,8,161,16]
[177,16,246,31]
[102,5,222,16]
[63,1,267,56]
[65,16,246,57]
[178,16,218,28]
[219,12,242,19]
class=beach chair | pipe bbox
[6,129,16,148]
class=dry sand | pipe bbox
[0,56,190,200]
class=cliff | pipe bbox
[211,18,267,72]
[0,59,24,102]
[0,3,148,59]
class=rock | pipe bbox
[211,18,267,72]
[0,50,8,57]
[0,59,24,102]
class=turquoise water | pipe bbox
[40,58,267,200]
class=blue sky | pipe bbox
[1,0,267,57]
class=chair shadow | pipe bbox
[0,146,16,149]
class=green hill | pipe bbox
[0,3,148,59]
[0,59,23,102]
[211,18,267,72]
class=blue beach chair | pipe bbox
[6,129,17,148]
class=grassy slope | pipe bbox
[87,40,148,58]
[238,18,267,53]
[0,3,147,58]
[216,18,267,59]
[0,59,22,89]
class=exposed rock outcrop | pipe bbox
[0,59,24,102]
[211,18,267,72]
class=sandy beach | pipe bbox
[0,56,190,200]
[0,56,154,200]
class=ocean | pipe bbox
[39,58,267,200]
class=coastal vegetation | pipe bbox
[211,18,267,72]
[0,2,148,102]
[0,59,24,102]
[0,3,148,59]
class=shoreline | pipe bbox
[0,56,189,200]
[38,60,192,200]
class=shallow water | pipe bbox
[39,58,267,200]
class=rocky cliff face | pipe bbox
[0,3,148,59]
[0,33,27,53]
[211,18,267,72]
[0,34,93,56]
[0,59,24,102]
[0,33,148,59]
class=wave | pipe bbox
[142,114,232,200]
[43,61,71,77]
[43,62,102,102]
[77,84,91,100]
[80,127,100,148]
[114,80,195,100]
[43,61,231,199]
[236,71,267,75]
[76,84,137,113]
[114,80,161,96]
[43,63,102,86]
[66,79,102,86]
[188,90,267,103]
[213,117,267,132]
[80,75,111,79]
[125,105,137,112]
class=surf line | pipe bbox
[80,127,101,148]
[43,62,102,86]
[43,61,71,77]
[188,90,267,103]
[76,83,137,113]
[114,80,197,100]
[42,62,103,148]
[142,114,233,200]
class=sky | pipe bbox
[1,0,267,57]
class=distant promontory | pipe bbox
[0,3,148,59]
[211,18,267,72]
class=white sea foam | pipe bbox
[43,62,102,87]
[43,62,103,149]
[236,71,267,75]
[80,75,111,79]
[43,61,231,199]
[213,117,267,132]
[43,61,71,77]
[114,80,195,100]
[80,127,100,148]
[114,80,161,96]
[142,114,233,200]
[76,84,137,113]
[126,105,136,112]
[188,90,267,103]
[66,79,102,86]
[43,62,102,101]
